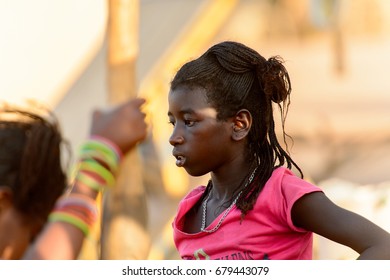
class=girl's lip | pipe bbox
[174,155,186,167]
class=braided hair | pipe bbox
[171,41,303,217]
[0,106,68,228]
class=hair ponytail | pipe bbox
[260,56,291,104]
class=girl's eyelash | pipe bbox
[184,120,196,126]
[168,119,196,127]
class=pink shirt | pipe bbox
[173,167,322,260]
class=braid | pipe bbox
[171,41,303,217]
[0,106,68,226]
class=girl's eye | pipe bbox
[168,118,195,127]
[184,120,195,127]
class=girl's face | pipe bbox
[168,86,234,176]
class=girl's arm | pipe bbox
[23,98,147,260]
[292,191,390,259]
[22,183,98,259]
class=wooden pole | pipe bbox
[101,0,150,259]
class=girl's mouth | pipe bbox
[175,155,186,167]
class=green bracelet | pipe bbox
[80,140,120,165]
[78,159,115,187]
[48,212,90,237]
[76,171,106,192]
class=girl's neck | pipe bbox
[209,159,256,201]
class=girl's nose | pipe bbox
[169,128,184,146]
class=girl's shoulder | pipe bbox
[270,166,313,186]
[272,166,297,177]
[266,166,322,198]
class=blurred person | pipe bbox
[168,41,390,260]
[0,98,147,259]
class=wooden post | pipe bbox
[101,0,150,259]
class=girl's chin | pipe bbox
[183,167,209,178]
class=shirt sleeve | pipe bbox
[280,169,323,232]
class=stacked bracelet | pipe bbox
[71,137,122,192]
[49,194,99,237]
[50,137,121,236]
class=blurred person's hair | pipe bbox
[0,104,69,229]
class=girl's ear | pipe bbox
[231,109,252,141]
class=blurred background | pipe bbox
[1,0,389,259]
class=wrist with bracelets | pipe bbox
[49,193,98,237]
[48,136,122,237]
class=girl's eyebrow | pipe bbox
[179,108,195,115]
[168,108,196,117]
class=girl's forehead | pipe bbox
[168,87,208,106]
[168,87,217,117]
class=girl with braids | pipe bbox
[0,98,147,259]
[168,41,390,260]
